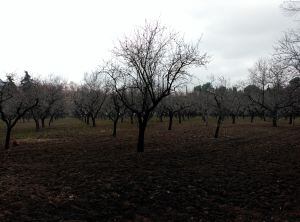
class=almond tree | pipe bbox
[48,98,66,126]
[206,76,230,138]
[285,77,300,124]
[248,58,269,120]
[281,1,300,14]
[243,85,261,123]
[0,72,39,149]
[108,21,208,152]
[247,60,292,127]
[73,71,108,127]
[226,87,244,124]
[275,31,300,72]
[29,76,65,130]
[40,77,66,128]
[209,86,228,138]
[193,82,213,126]
[163,92,191,130]
[105,93,125,137]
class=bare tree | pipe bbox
[163,92,190,130]
[249,58,269,120]
[108,21,208,152]
[247,60,292,126]
[48,99,66,127]
[0,72,39,149]
[226,86,244,124]
[105,93,125,137]
[285,77,300,124]
[206,76,230,138]
[281,0,300,13]
[29,76,65,130]
[275,31,300,73]
[155,102,166,122]
[73,71,108,127]
[41,77,66,127]
[193,82,213,126]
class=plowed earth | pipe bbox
[0,119,299,221]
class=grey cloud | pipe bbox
[186,0,297,83]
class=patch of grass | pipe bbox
[0,116,298,146]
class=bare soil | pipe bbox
[0,118,299,221]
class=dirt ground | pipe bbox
[0,118,299,221]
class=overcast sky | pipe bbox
[0,0,297,86]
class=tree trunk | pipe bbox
[130,114,134,124]
[112,116,119,137]
[205,115,208,127]
[214,115,222,138]
[159,114,163,122]
[251,114,254,123]
[272,110,278,127]
[34,119,40,131]
[41,118,46,128]
[137,114,149,153]
[5,126,12,149]
[137,121,147,153]
[202,115,206,123]
[178,112,182,124]
[168,112,173,130]
[289,114,293,125]
[293,116,296,127]
[87,116,90,125]
[112,121,117,137]
[272,117,277,127]
[232,115,236,124]
[92,117,96,127]
[49,115,54,127]
[272,116,277,127]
